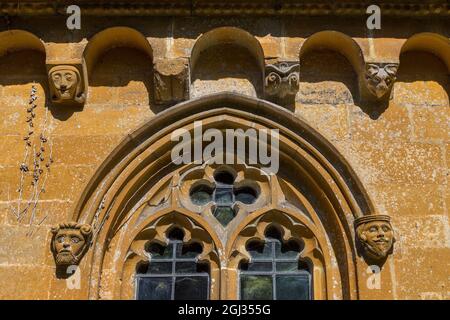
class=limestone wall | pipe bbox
[0,15,448,299]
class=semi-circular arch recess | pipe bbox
[71,93,376,299]
[0,29,45,57]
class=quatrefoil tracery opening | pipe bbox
[189,169,259,226]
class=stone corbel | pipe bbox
[153,58,189,105]
[50,222,93,268]
[363,62,399,100]
[47,63,87,105]
[354,215,395,265]
[264,61,299,105]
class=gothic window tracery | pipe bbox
[188,169,260,226]
[135,227,210,300]
[239,226,312,300]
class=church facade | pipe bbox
[0,0,448,300]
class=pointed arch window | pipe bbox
[239,227,312,300]
[135,228,210,300]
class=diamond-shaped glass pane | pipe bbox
[213,206,235,226]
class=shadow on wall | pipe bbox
[395,51,449,106]
[0,50,50,121]
[298,50,358,106]
[191,43,263,98]
[88,47,155,110]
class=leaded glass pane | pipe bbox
[137,277,172,300]
[276,261,299,272]
[147,242,173,259]
[175,261,198,273]
[190,185,213,206]
[240,275,273,300]
[234,187,257,204]
[214,171,234,185]
[147,261,172,274]
[240,236,311,300]
[246,261,273,272]
[176,242,202,258]
[215,188,233,205]
[246,241,273,259]
[137,237,210,301]
[275,241,299,259]
[213,206,235,226]
[275,275,310,300]
[174,276,208,300]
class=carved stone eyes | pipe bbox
[56,235,82,243]
[71,237,81,243]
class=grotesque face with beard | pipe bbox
[355,215,395,262]
[51,222,92,266]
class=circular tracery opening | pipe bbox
[189,169,259,226]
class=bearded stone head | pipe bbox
[355,215,395,262]
[51,222,92,266]
[49,65,86,104]
[365,63,398,98]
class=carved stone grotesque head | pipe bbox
[365,63,398,98]
[51,222,93,266]
[48,65,85,104]
[355,215,395,262]
[265,62,300,100]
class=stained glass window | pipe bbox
[135,229,209,300]
[189,170,259,226]
[239,227,311,300]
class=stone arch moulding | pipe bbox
[190,27,265,99]
[80,26,156,106]
[118,208,223,300]
[0,29,45,58]
[400,32,450,73]
[226,208,330,300]
[67,93,386,299]
[299,30,400,102]
[83,26,153,78]
[299,31,365,76]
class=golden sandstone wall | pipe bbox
[0,11,448,300]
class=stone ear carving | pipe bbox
[364,63,398,99]
[153,58,189,105]
[51,222,93,266]
[48,65,86,105]
[355,215,395,264]
[265,62,299,104]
